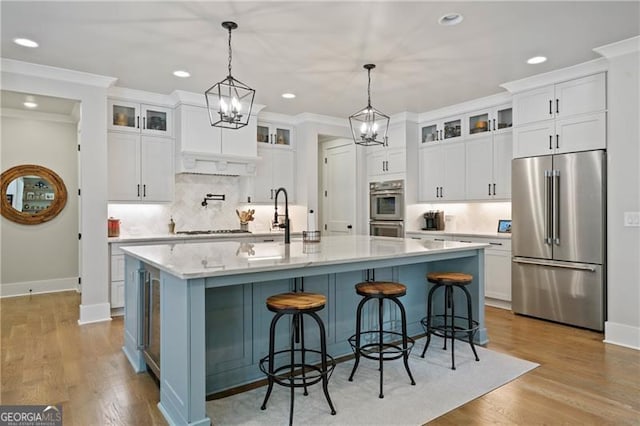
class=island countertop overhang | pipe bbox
[121,235,488,280]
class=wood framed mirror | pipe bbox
[1,164,68,225]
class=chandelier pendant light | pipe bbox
[205,21,255,129]
[349,64,389,146]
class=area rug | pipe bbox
[206,336,539,425]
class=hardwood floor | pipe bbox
[1,291,638,425]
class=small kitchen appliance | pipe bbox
[108,217,120,237]
[423,211,445,231]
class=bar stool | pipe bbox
[348,281,415,399]
[420,272,480,370]
[259,292,336,425]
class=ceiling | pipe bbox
[1,90,79,116]
[1,1,638,118]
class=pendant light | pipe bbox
[205,21,255,129]
[349,64,389,146]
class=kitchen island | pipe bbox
[121,235,487,426]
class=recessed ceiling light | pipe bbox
[13,38,39,48]
[527,56,547,65]
[173,70,191,78]
[23,101,38,109]
[281,93,296,99]
[438,13,463,26]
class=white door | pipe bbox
[271,148,295,201]
[322,140,356,236]
[418,145,443,202]
[465,135,493,200]
[442,142,466,200]
[492,132,513,198]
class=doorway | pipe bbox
[320,137,356,236]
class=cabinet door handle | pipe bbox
[488,183,492,196]
[556,134,559,149]
[549,100,552,115]
[493,183,496,195]
[137,184,140,197]
[492,119,496,131]
[556,99,560,114]
[549,135,553,150]
[435,187,439,198]
[136,116,140,129]
[440,186,443,198]
[270,189,273,199]
[143,184,146,197]
[143,116,146,130]
[489,242,503,246]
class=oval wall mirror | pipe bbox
[1,164,68,225]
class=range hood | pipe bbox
[172,90,264,177]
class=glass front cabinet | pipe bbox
[108,100,173,137]
[257,122,293,147]
[420,115,464,145]
[466,104,512,138]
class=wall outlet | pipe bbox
[624,211,640,227]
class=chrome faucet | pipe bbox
[273,187,290,244]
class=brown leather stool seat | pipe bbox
[260,292,336,425]
[421,272,479,370]
[348,281,415,399]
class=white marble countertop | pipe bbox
[121,235,488,280]
[405,230,511,239]
[108,230,299,244]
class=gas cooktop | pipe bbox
[176,229,251,235]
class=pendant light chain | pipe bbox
[367,67,372,108]
[227,26,233,77]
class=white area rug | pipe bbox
[207,336,539,425]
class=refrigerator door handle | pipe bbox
[544,170,552,244]
[553,170,560,245]
[513,257,597,272]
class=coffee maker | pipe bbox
[423,210,445,231]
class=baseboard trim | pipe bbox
[0,277,77,298]
[604,321,640,350]
[78,303,112,325]
[485,298,512,311]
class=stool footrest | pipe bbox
[348,331,415,362]
[421,315,479,339]
[259,349,336,389]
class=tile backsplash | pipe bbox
[108,174,306,235]
[406,202,511,234]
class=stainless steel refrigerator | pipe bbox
[512,150,605,331]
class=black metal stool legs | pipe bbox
[390,296,415,387]
[420,284,440,358]
[460,285,480,362]
[348,296,368,382]
[308,311,336,415]
[261,312,283,410]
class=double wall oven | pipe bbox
[369,179,404,238]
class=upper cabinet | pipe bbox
[109,100,173,137]
[365,122,407,179]
[251,145,296,203]
[465,104,512,137]
[419,115,464,144]
[418,142,466,202]
[257,122,293,148]
[512,73,606,158]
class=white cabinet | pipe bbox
[513,73,606,158]
[418,142,465,202]
[465,104,513,137]
[108,99,173,137]
[406,232,451,243]
[257,122,293,147]
[465,132,512,200]
[107,132,174,202]
[252,146,295,203]
[366,148,406,178]
[419,115,464,144]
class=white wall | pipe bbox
[1,59,115,324]
[1,112,79,295]
[406,202,511,234]
[600,45,640,349]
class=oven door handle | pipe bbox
[369,221,404,228]
[370,190,403,196]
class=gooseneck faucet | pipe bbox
[273,187,290,244]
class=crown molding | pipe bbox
[0,107,77,123]
[293,112,348,127]
[500,58,608,94]
[109,86,175,107]
[170,89,266,115]
[1,58,117,88]
[417,91,512,123]
[593,35,640,59]
[390,111,419,124]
